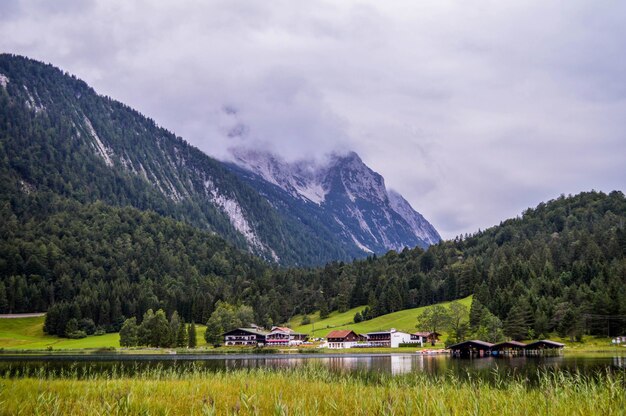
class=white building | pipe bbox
[366,329,415,348]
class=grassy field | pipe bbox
[0,365,623,415]
[291,295,473,339]
[1,303,621,353]
[0,316,209,350]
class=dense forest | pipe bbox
[1,186,624,339]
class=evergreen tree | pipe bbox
[475,310,505,343]
[0,282,8,313]
[319,301,330,319]
[504,304,527,341]
[151,309,171,347]
[469,298,484,330]
[204,319,223,346]
[138,309,155,346]
[188,322,197,348]
[169,311,182,348]
[176,322,188,348]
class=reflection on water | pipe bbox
[0,353,624,382]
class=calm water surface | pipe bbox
[0,353,624,381]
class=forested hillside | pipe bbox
[1,184,623,340]
[0,190,298,336]
[0,54,365,266]
[327,190,626,339]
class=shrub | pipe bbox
[66,330,87,339]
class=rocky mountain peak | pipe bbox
[229,147,441,253]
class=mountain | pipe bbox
[228,148,440,254]
[0,54,438,266]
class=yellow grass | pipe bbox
[0,365,623,415]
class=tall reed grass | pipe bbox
[0,363,623,415]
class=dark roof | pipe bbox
[448,340,495,350]
[491,341,527,350]
[326,330,357,339]
[223,327,270,337]
[413,331,441,337]
[524,340,565,349]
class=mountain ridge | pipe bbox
[229,148,441,253]
[0,54,439,265]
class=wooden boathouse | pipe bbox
[524,340,565,356]
[449,339,565,357]
[448,340,494,357]
[491,341,527,356]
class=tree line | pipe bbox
[118,309,197,348]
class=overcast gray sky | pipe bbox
[2,0,625,238]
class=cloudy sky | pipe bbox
[2,0,625,238]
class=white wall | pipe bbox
[390,331,413,348]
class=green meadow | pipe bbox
[0,316,208,350]
[0,297,619,353]
[290,295,473,339]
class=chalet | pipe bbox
[326,330,361,349]
[366,329,413,348]
[412,331,441,346]
[265,326,308,346]
[223,327,270,346]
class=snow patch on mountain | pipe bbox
[0,73,8,88]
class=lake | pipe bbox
[0,353,624,383]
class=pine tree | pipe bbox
[319,301,330,319]
[137,309,155,346]
[0,282,8,313]
[188,322,197,348]
[169,311,182,348]
[504,304,527,341]
[469,298,484,330]
[152,309,171,347]
[176,322,188,347]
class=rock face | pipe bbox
[229,148,441,254]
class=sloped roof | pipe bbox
[326,330,357,339]
[223,327,270,337]
[271,326,294,333]
[448,340,495,350]
[524,339,565,349]
[413,331,440,337]
[492,341,527,350]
